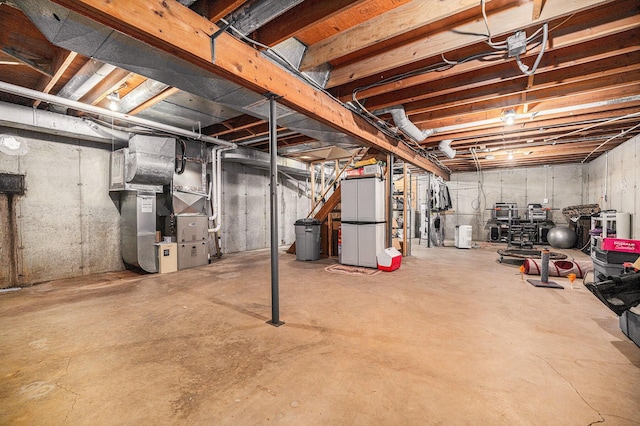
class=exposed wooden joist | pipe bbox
[294,0,414,46]
[78,68,132,105]
[202,0,247,23]
[300,0,487,70]
[405,64,640,121]
[1,47,51,77]
[414,82,640,131]
[366,47,640,113]
[34,49,78,108]
[422,105,640,144]
[351,24,640,107]
[50,0,447,178]
[254,0,364,47]
[128,86,180,115]
[325,0,615,87]
[532,0,545,20]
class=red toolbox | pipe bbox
[601,238,640,254]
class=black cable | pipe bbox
[175,139,186,174]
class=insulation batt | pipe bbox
[524,258,593,278]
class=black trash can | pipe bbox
[294,218,321,261]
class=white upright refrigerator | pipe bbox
[341,177,386,268]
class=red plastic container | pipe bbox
[601,238,640,254]
[377,247,402,272]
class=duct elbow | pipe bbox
[438,139,456,159]
[386,106,434,142]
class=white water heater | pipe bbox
[455,225,472,249]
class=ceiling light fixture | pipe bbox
[508,151,514,160]
[502,108,516,126]
[485,154,495,160]
[107,91,120,111]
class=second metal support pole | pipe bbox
[267,95,284,327]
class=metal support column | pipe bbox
[266,94,284,327]
[426,173,432,248]
[387,153,394,248]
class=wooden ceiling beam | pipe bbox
[199,0,248,23]
[127,86,180,115]
[299,0,484,70]
[254,0,364,47]
[294,0,415,46]
[78,68,132,106]
[410,77,640,129]
[423,106,640,144]
[325,0,616,88]
[337,17,640,102]
[360,33,640,110]
[50,0,447,178]
[33,49,78,108]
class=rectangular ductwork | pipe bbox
[109,135,176,272]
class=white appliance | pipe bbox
[455,225,472,249]
[341,177,386,267]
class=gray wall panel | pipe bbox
[220,162,310,254]
[587,135,639,239]
[0,131,123,287]
[448,164,585,241]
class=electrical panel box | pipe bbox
[507,31,527,57]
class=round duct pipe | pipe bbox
[438,139,456,159]
[0,81,236,148]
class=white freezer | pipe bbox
[341,223,386,268]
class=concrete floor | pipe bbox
[1,242,639,425]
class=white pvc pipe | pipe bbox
[0,81,236,148]
[209,147,235,233]
[209,147,219,222]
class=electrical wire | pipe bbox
[481,0,508,50]
[581,122,640,163]
[217,17,450,170]
[545,111,640,144]
[515,23,548,76]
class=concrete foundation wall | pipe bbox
[219,162,310,254]
[586,135,639,239]
[447,164,586,241]
[0,129,123,287]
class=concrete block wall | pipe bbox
[0,130,123,287]
[586,135,639,239]
[447,164,586,241]
[218,162,310,254]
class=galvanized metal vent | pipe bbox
[243,98,295,119]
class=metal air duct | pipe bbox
[14,0,365,155]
